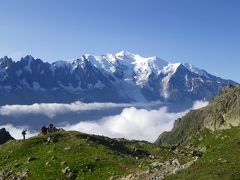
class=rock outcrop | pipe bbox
[0,128,14,145]
[156,86,240,145]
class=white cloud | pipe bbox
[0,100,208,142]
[63,106,188,142]
[63,100,208,142]
[0,101,130,118]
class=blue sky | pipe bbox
[0,0,239,82]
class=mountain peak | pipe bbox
[115,51,136,60]
[0,52,237,104]
[0,56,13,63]
[116,50,132,56]
[22,55,35,61]
[0,56,13,69]
[183,63,209,78]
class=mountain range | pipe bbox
[0,51,237,105]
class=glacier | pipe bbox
[0,51,237,105]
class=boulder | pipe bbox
[150,162,163,169]
[171,159,181,167]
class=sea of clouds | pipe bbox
[0,101,130,118]
[0,101,208,142]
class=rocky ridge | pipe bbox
[156,85,240,145]
[0,128,14,145]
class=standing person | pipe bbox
[48,123,54,133]
[22,130,27,141]
[41,126,47,135]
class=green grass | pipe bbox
[166,127,240,179]
[1,128,239,179]
[0,131,191,180]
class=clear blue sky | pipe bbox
[0,0,239,82]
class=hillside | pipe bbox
[165,126,240,179]
[0,131,194,180]
[154,86,240,179]
[155,86,240,146]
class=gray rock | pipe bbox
[14,163,20,168]
[150,162,163,169]
[62,167,71,174]
[149,155,155,159]
[67,172,76,180]
[171,159,181,167]
[51,155,57,160]
[27,156,37,162]
[47,137,54,143]
[64,146,72,151]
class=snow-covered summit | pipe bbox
[183,63,210,78]
[67,51,170,86]
[0,51,237,104]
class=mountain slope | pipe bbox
[165,126,240,179]
[155,86,240,146]
[0,52,237,105]
[153,86,240,179]
[0,131,193,180]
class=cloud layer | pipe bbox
[63,107,187,142]
[0,100,208,141]
[0,101,129,118]
[64,100,208,142]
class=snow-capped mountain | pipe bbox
[0,51,237,105]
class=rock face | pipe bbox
[155,86,240,145]
[0,128,14,145]
[0,52,237,104]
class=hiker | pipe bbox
[48,123,54,133]
[22,130,27,141]
[41,126,48,135]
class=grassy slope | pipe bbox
[156,86,240,146]
[0,131,191,180]
[166,127,240,179]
